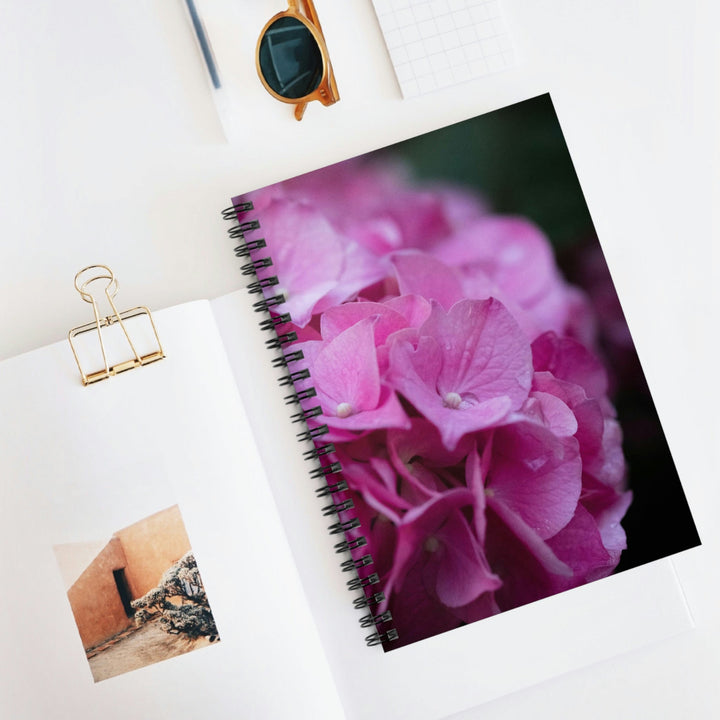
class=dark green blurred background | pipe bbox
[382,93,592,250]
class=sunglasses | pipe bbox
[256,0,339,121]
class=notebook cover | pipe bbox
[227,93,700,653]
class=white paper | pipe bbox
[369,0,516,98]
[0,301,344,719]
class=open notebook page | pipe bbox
[0,301,344,719]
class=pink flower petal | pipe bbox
[258,199,344,327]
[383,294,432,328]
[451,590,501,625]
[387,419,471,503]
[391,251,464,311]
[324,385,410,432]
[338,453,408,521]
[487,422,582,539]
[424,299,532,403]
[437,216,558,306]
[465,443,488,543]
[313,317,381,411]
[546,504,613,582]
[388,417,471,470]
[313,241,387,313]
[429,512,502,607]
[384,489,500,609]
[532,332,608,399]
[523,390,578,437]
[429,215,573,337]
[346,216,403,255]
[301,329,410,432]
[487,497,572,577]
[590,490,632,571]
[320,302,408,344]
[382,557,466,647]
[389,298,533,450]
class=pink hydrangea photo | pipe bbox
[231,94,699,649]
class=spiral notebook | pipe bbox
[0,95,699,719]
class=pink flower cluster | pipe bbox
[243,158,631,646]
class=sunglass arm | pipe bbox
[301,0,320,28]
[294,102,308,121]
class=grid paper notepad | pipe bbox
[370,0,515,98]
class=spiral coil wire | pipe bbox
[224,199,398,648]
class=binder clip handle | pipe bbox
[68,265,165,386]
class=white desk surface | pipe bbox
[1,1,718,718]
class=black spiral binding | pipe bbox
[223,199,399,649]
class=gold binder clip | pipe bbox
[68,265,165,385]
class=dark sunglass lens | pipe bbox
[259,17,323,99]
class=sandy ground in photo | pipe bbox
[88,617,214,682]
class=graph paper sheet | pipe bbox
[370,0,515,98]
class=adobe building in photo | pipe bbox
[54,505,191,651]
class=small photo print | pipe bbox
[54,505,219,683]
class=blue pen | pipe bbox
[184,0,221,89]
